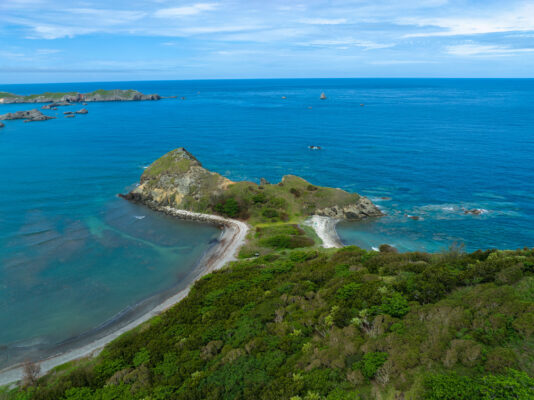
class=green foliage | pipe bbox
[132,348,150,367]
[7,248,534,400]
[354,352,388,380]
[376,292,410,317]
[214,198,240,218]
[424,369,534,400]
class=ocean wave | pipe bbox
[134,216,146,220]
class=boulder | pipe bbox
[75,108,88,114]
[0,122,4,128]
[315,197,383,220]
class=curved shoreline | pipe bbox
[0,209,249,387]
[305,215,343,248]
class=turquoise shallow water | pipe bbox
[1,78,533,366]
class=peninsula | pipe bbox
[120,147,382,252]
[0,89,160,104]
[2,149,533,400]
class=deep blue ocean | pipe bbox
[1,79,533,366]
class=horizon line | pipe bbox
[2,77,534,86]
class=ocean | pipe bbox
[1,78,533,367]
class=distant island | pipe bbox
[0,89,161,125]
[0,89,160,104]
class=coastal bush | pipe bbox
[6,248,534,400]
[214,198,241,218]
[354,352,388,380]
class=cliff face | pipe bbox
[122,148,382,221]
[0,89,160,104]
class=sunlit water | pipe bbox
[1,79,533,366]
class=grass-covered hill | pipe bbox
[125,148,382,225]
[4,246,533,399]
[0,90,160,104]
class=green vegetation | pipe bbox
[4,246,533,399]
[210,176,360,225]
[0,92,19,98]
[85,89,137,98]
[142,153,192,179]
[0,89,139,102]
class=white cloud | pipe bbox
[446,43,534,56]
[402,4,534,37]
[370,59,438,65]
[303,38,393,50]
[298,18,347,25]
[36,48,61,55]
[154,3,218,18]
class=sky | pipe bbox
[1,0,534,83]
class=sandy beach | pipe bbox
[305,215,343,248]
[0,209,249,387]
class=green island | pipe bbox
[2,149,533,400]
[0,89,160,104]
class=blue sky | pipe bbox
[1,0,534,83]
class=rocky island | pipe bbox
[0,89,160,105]
[0,109,55,122]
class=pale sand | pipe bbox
[0,209,249,387]
[304,215,343,248]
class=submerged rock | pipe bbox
[0,122,4,128]
[0,109,55,122]
[464,208,486,215]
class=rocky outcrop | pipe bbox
[121,148,382,224]
[120,148,233,211]
[0,89,160,105]
[75,108,88,114]
[0,109,55,122]
[315,197,382,220]
[42,102,71,109]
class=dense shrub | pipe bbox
[6,248,534,400]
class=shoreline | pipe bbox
[0,208,249,387]
[305,215,343,248]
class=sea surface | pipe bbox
[1,79,533,367]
